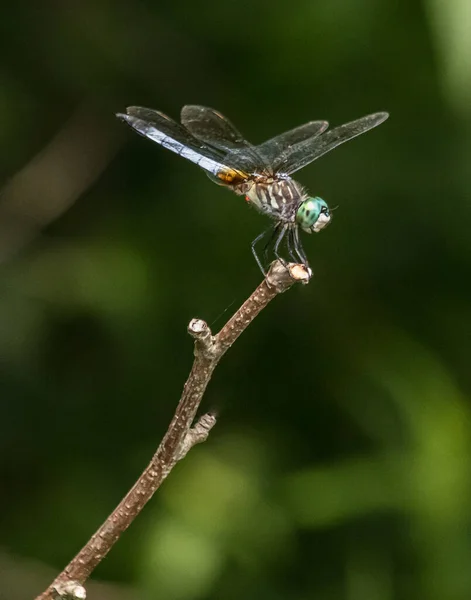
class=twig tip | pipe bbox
[288,263,312,283]
[188,318,216,355]
[266,260,311,291]
[188,318,209,335]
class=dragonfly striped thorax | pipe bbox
[237,176,304,220]
[117,105,388,276]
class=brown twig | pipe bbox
[36,260,310,599]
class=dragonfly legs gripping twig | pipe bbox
[262,223,281,264]
[287,228,299,264]
[251,227,270,276]
[293,225,310,271]
[273,224,289,270]
[252,223,309,277]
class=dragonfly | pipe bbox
[117,105,388,276]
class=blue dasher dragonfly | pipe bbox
[117,105,388,276]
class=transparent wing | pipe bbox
[181,105,270,174]
[279,112,389,175]
[117,106,235,177]
[181,105,251,152]
[256,120,329,167]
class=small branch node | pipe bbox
[188,318,217,356]
[188,318,211,338]
[52,582,87,600]
[176,412,217,461]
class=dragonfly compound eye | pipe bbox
[296,197,331,233]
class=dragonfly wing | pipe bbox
[181,105,270,174]
[117,106,234,177]
[256,120,328,166]
[280,112,389,175]
[181,105,251,151]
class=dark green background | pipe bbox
[1,1,471,599]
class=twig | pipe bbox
[36,260,310,599]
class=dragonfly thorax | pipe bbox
[240,177,304,222]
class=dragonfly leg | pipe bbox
[251,228,270,276]
[273,224,289,269]
[293,226,309,268]
[252,223,291,275]
[286,228,299,263]
[262,223,281,262]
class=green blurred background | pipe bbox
[1,1,471,599]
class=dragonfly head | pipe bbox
[296,197,331,233]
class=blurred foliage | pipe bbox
[1,1,471,599]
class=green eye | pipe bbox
[296,197,330,231]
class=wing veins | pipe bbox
[182,105,271,173]
[117,106,236,176]
[281,112,389,175]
